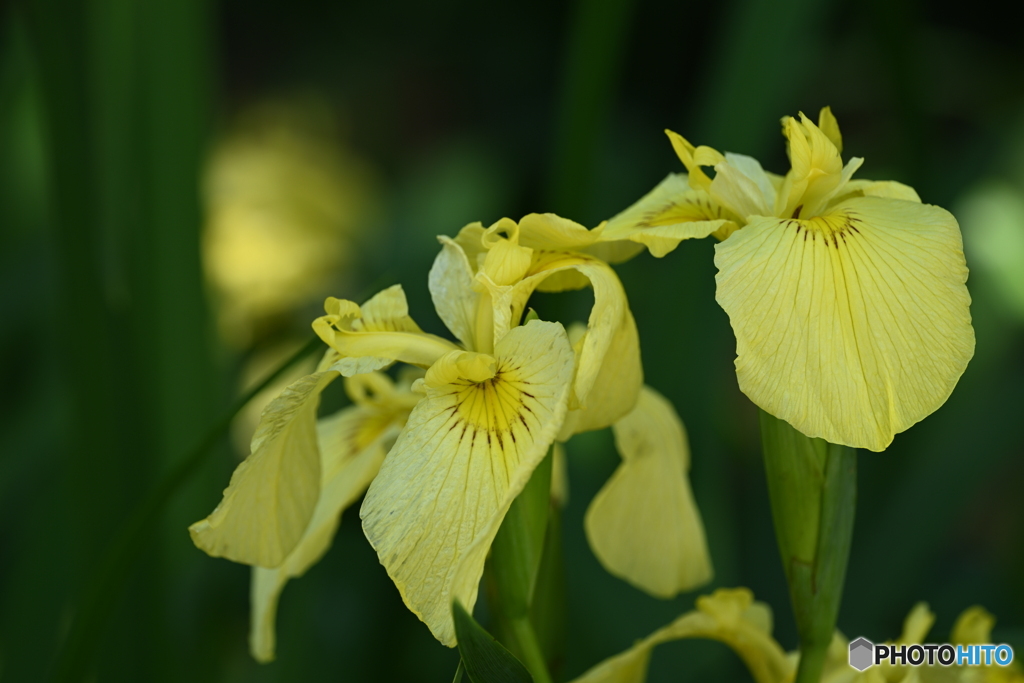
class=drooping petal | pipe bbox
[715,197,974,451]
[360,320,575,645]
[598,174,730,257]
[584,386,712,598]
[568,588,792,683]
[313,285,459,374]
[249,397,406,661]
[189,370,337,567]
[558,309,643,439]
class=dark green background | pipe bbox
[1,0,1022,680]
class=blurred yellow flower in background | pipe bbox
[203,97,381,347]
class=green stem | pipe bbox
[759,410,856,683]
[48,335,322,683]
[509,617,554,683]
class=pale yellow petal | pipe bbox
[312,285,459,373]
[249,401,403,662]
[360,320,575,645]
[475,251,634,412]
[189,371,336,567]
[899,603,935,644]
[951,606,996,645]
[429,236,481,349]
[558,309,643,439]
[839,179,922,203]
[711,153,776,219]
[818,106,843,154]
[665,130,719,192]
[715,197,974,451]
[599,174,730,257]
[569,588,792,683]
[517,212,601,251]
[584,386,711,598]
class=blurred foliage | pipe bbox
[1,0,1022,681]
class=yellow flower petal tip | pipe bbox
[585,386,712,598]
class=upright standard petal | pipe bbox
[715,197,974,451]
[584,386,712,598]
[568,588,791,683]
[429,236,485,350]
[189,370,337,567]
[598,174,731,257]
[250,390,409,662]
[360,320,575,645]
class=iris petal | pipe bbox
[359,320,575,645]
[715,196,974,451]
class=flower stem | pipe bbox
[509,616,554,683]
[759,410,857,683]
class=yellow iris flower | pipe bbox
[602,107,974,451]
[569,588,1023,683]
[191,213,712,655]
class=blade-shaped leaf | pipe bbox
[453,600,533,683]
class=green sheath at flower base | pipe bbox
[759,410,856,683]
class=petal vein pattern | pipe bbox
[359,320,575,645]
[715,197,974,450]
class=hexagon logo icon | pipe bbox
[849,637,874,671]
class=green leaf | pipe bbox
[489,449,552,619]
[453,600,533,683]
[452,660,465,683]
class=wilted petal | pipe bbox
[715,197,974,451]
[189,370,336,567]
[360,320,575,645]
[584,386,711,598]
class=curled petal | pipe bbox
[313,285,459,373]
[360,320,575,645]
[584,386,711,598]
[190,370,336,567]
[715,197,974,451]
